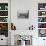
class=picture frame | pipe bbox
[17,10,29,19]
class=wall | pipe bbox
[11,0,46,46]
[11,0,46,30]
[11,0,38,30]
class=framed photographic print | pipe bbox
[17,10,29,19]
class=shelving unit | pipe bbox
[0,16,8,17]
[0,3,8,37]
[38,3,46,37]
[38,10,46,11]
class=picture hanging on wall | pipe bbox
[38,29,46,37]
[17,10,29,19]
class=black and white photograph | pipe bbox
[17,10,29,19]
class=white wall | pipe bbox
[11,0,38,30]
[11,0,46,46]
[11,0,46,30]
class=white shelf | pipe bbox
[38,28,46,29]
[38,10,46,11]
[0,16,8,17]
[38,22,46,23]
[0,10,8,11]
[0,22,8,23]
[38,16,46,17]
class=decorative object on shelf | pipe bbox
[0,11,8,16]
[42,12,45,15]
[29,25,35,30]
[5,6,8,10]
[0,17,8,22]
[45,6,46,9]
[17,10,29,19]
[0,23,8,30]
[11,23,16,30]
[0,23,8,37]
[38,17,46,22]
[38,17,42,22]
[0,3,8,10]
[38,29,46,37]
[38,23,46,28]
[38,11,46,16]
[0,6,1,10]
[40,8,45,10]
[38,3,46,10]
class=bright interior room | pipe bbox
[0,0,46,46]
